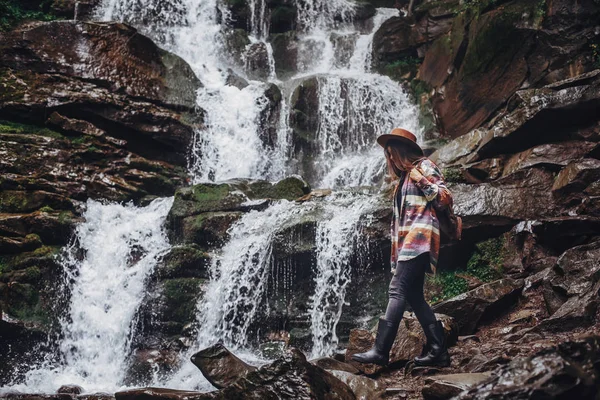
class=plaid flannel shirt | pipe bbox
[390,158,451,275]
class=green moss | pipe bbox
[591,39,600,69]
[58,211,73,225]
[39,205,54,212]
[426,272,469,303]
[466,237,505,281]
[0,119,64,139]
[382,56,421,82]
[0,0,58,31]
[3,282,50,325]
[442,167,467,183]
[161,278,204,323]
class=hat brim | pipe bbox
[377,134,424,156]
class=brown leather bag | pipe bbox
[415,162,462,242]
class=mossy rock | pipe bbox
[159,278,205,325]
[0,190,73,213]
[466,237,505,282]
[180,211,243,248]
[170,183,248,219]
[155,245,211,279]
[0,281,50,325]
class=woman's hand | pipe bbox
[409,167,424,182]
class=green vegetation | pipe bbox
[383,57,421,82]
[442,167,467,183]
[39,205,54,213]
[592,39,600,69]
[427,237,505,303]
[0,0,57,32]
[0,119,63,139]
[427,271,469,303]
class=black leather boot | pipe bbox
[351,318,398,366]
[414,320,450,367]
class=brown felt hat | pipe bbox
[376,128,423,156]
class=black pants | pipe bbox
[385,252,437,329]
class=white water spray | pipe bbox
[8,198,173,393]
[309,192,377,358]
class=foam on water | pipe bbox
[6,198,173,393]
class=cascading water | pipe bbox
[308,192,377,358]
[8,198,173,393]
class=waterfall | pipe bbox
[3,0,426,392]
[8,198,173,393]
[308,192,376,358]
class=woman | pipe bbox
[352,128,451,367]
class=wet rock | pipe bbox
[346,313,457,374]
[420,0,600,138]
[271,31,298,78]
[431,71,600,167]
[77,394,114,400]
[310,357,360,374]
[191,343,257,389]
[245,42,271,81]
[258,83,283,148]
[0,21,199,206]
[215,348,355,399]
[57,385,83,395]
[539,239,600,331]
[552,158,600,194]
[452,168,558,227]
[224,29,251,66]
[0,319,48,386]
[329,370,383,400]
[115,387,212,400]
[433,278,524,335]
[225,68,249,89]
[422,373,491,400]
[154,245,211,279]
[269,1,297,34]
[455,336,600,399]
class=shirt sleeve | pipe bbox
[413,160,452,207]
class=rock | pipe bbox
[154,245,211,279]
[115,388,212,400]
[455,336,600,399]
[245,42,271,80]
[190,343,257,389]
[269,1,297,34]
[431,70,600,167]
[452,168,558,227]
[258,83,283,149]
[57,385,84,395]
[225,68,249,89]
[345,313,457,374]
[224,29,251,66]
[419,1,600,138]
[215,348,355,399]
[271,31,298,78]
[552,158,600,193]
[0,21,203,166]
[539,239,600,331]
[329,370,383,400]
[422,373,491,400]
[46,112,106,138]
[432,278,524,335]
[310,357,360,374]
[0,319,48,386]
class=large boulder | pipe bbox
[432,278,524,335]
[422,373,491,400]
[419,0,600,137]
[455,336,600,399]
[539,239,600,331]
[190,343,257,389]
[345,313,458,374]
[0,21,203,166]
[430,70,600,168]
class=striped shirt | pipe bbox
[391,158,452,275]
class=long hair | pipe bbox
[385,142,425,180]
